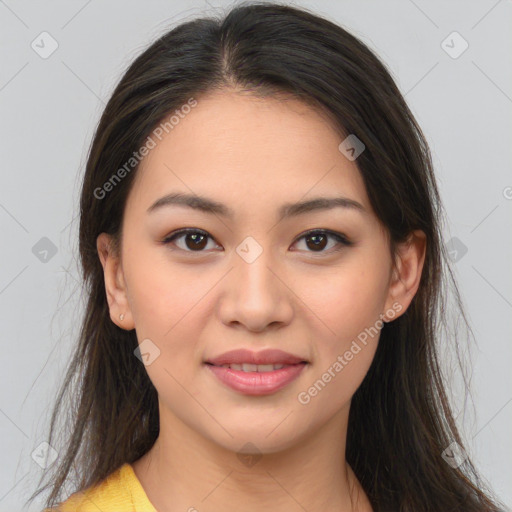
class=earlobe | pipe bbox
[383,230,427,322]
[96,233,135,330]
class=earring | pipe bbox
[119,313,125,321]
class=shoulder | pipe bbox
[56,463,156,512]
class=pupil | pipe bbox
[307,234,327,251]
[183,233,328,252]
[187,233,207,250]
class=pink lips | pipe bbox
[205,363,307,395]
[204,348,309,396]
[205,348,307,366]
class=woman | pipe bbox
[29,2,505,511]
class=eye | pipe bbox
[162,228,352,254]
[162,228,221,253]
[292,229,353,254]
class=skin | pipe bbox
[97,88,426,512]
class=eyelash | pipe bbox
[162,228,353,255]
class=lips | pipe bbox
[204,348,308,367]
[205,361,308,395]
[204,349,309,395]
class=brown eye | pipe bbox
[163,228,352,255]
[305,232,328,251]
[293,230,352,254]
[183,232,208,250]
[163,229,219,252]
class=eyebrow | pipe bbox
[147,192,367,220]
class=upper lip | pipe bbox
[205,349,308,366]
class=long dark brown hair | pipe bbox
[29,2,505,511]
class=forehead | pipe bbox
[127,89,372,219]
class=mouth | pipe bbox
[204,361,308,395]
[204,348,309,367]
[204,362,307,371]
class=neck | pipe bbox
[132,404,373,512]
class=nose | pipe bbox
[218,246,294,333]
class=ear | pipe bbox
[96,232,135,330]
[383,229,427,322]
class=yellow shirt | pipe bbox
[49,463,157,511]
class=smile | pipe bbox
[212,363,287,372]
[204,362,308,395]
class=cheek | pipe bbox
[125,245,211,334]
[125,256,209,399]
[300,263,388,342]
[295,259,388,399]
[296,275,383,421]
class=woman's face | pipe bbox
[98,89,421,455]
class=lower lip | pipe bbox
[205,363,307,395]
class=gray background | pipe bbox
[0,0,511,510]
